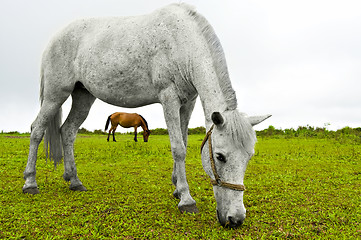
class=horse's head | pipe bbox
[143,130,151,142]
[201,111,271,228]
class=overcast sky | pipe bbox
[1,0,360,133]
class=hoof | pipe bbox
[70,185,87,192]
[179,204,199,214]
[23,187,40,195]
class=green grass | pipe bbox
[0,133,360,239]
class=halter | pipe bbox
[200,125,246,191]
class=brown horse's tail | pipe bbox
[105,115,112,131]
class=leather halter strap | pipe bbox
[200,125,246,191]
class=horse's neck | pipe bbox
[194,75,229,129]
[140,124,148,131]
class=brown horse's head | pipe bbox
[143,130,151,142]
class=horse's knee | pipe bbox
[171,145,186,161]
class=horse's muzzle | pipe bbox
[217,210,246,228]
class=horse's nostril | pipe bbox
[228,216,236,224]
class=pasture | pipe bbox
[0,132,360,239]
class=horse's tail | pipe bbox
[105,115,112,131]
[41,69,63,168]
[138,114,149,130]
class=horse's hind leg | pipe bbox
[61,87,95,191]
[107,127,117,142]
[23,98,68,194]
[107,129,112,141]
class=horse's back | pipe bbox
[42,3,200,74]
[44,3,196,60]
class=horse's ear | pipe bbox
[211,112,224,126]
[247,114,272,126]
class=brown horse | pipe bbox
[105,112,151,142]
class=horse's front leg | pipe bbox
[133,126,138,142]
[172,99,197,198]
[160,91,199,213]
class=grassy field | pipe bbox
[0,133,360,239]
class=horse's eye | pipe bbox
[216,153,226,163]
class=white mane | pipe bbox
[179,3,238,111]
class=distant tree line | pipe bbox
[3,126,361,144]
[256,125,361,144]
[256,125,360,137]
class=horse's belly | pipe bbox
[90,83,159,108]
[100,94,159,108]
[83,76,159,108]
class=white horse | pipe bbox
[23,3,270,228]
